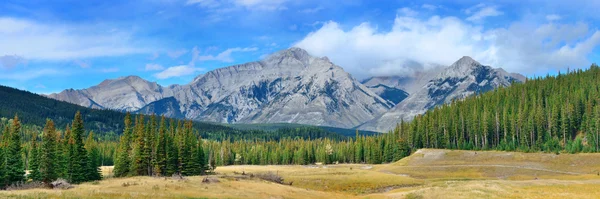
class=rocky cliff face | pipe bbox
[49,47,392,128]
[140,47,392,128]
[47,76,173,112]
[48,49,524,131]
[358,56,525,132]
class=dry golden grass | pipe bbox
[377,149,600,180]
[4,149,600,199]
[1,175,352,199]
[216,164,424,194]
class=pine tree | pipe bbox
[85,132,102,181]
[59,125,71,180]
[69,111,92,184]
[0,126,7,187]
[113,113,132,177]
[40,119,58,184]
[28,133,42,181]
[154,116,167,176]
[131,115,148,176]
[6,115,24,184]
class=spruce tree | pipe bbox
[165,132,179,176]
[154,116,167,176]
[0,126,7,187]
[28,133,42,181]
[40,119,58,184]
[6,115,24,184]
[85,132,102,181]
[130,115,148,176]
[69,111,92,184]
[113,113,132,177]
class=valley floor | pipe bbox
[3,149,600,199]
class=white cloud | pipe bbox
[397,7,418,17]
[464,3,486,15]
[153,65,203,79]
[0,55,25,69]
[167,49,188,59]
[0,17,149,61]
[546,14,562,21]
[294,15,600,78]
[189,0,288,11]
[0,68,60,81]
[233,0,288,10]
[299,6,324,14]
[421,4,438,10]
[145,63,165,71]
[100,67,119,73]
[186,0,221,8]
[466,5,503,22]
[149,52,160,60]
[74,60,90,68]
[189,47,202,67]
[197,47,258,62]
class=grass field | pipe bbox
[3,149,600,199]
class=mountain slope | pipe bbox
[362,83,409,105]
[47,76,172,112]
[50,47,392,128]
[359,56,525,132]
[138,47,392,128]
[1,84,378,140]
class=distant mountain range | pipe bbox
[357,56,525,132]
[48,47,525,132]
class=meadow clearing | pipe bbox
[2,149,600,199]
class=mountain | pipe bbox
[1,84,381,140]
[50,47,392,128]
[47,76,172,111]
[358,56,525,132]
[361,83,409,105]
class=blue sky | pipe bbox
[1,0,600,94]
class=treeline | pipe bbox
[393,64,600,153]
[113,113,409,179]
[113,113,208,177]
[202,131,409,166]
[200,127,348,142]
[0,112,102,188]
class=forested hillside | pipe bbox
[393,64,600,153]
[0,85,368,141]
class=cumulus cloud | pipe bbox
[0,55,25,69]
[153,65,203,79]
[145,63,165,71]
[466,5,503,22]
[294,14,600,78]
[197,47,258,62]
[0,17,149,61]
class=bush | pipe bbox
[51,179,74,190]
[255,172,290,185]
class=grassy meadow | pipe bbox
[3,149,600,199]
